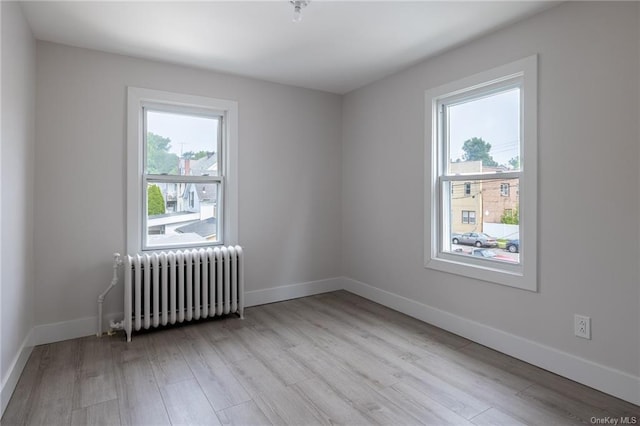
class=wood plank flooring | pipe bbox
[2,291,638,425]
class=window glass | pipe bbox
[145,110,220,176]
[441,85,521,266]
[143,108,222,249]
[446,88,520,174]
[146,181,220,247]
[445,176,520,264]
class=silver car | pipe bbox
[452,232,498,248]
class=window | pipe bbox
[500,183,510,197]
[127,88,238,252]
[462,210,476,224]
[425,56,537,291]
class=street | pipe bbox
[450,243,520,263]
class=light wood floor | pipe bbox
[2,291,638,425]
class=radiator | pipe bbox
[123,246,244,341]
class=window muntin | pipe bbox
[425,55,537,291]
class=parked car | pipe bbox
[505,239,519,253]
[471,248,516,262]
[451,232,498,247]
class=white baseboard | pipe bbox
[342,277,640,406]
[33,312,123,346]
[20,275,640,407]
[31,277,344,346]
[244,277,344,307]
[1,329,34,416]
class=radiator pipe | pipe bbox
[97,253,123,337]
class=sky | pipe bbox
[147,110,219,156]
[448,88,520,167]
[146,89,518,165]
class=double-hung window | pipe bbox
[127,88,238,253]
[425,56,537,291]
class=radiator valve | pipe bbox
[109,319,124,331]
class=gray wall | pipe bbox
[34,42,343,326]
[342,1,639,377]
[1,0,36,407]
[6,0,639,406]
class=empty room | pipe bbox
[1,1,639,424]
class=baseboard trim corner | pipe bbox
[34,312,124,346]
[1,329,34,417]
[245,276,345,307]
[342,277,640,406]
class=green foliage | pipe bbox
[462,137,498,167]
[147,132,179,174]
[508,156,520,170]
[182,150,210,160]
[500,207,519,224]
[147,184,166,216]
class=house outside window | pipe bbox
[127,88,238,253]
[424,56,537,291]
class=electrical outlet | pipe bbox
[574,314,591,339]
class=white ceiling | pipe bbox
[21,1,557,94]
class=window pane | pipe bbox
[446,88,520,174]
[146,181,220,248]
[145,110,219,176]
[447,178,520,264]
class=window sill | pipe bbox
[425,254,536,292]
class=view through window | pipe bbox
[144,109,223,249]
[442,86,521,264]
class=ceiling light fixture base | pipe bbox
[290,0,310,23]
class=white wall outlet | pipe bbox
[574,314,591,339]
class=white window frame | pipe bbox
[127,87,238,254]
[424,56,537,291]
